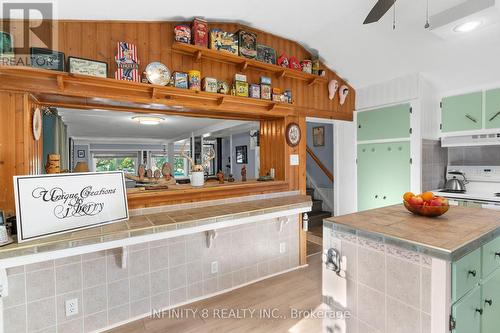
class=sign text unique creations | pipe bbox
[14,172,129,242]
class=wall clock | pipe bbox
[32,107,42,141]
[286,122,301,147]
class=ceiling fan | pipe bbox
[363,0,397,24]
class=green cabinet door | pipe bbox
[485,88,500,129]
[482,269,500,333]
[452,248,482,303]
[357,142,410,211]
[441,92,482,132]
[482,237,500,278]
[357,103,411,141]
[452,287,481,333]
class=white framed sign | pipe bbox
[14,171,129,243]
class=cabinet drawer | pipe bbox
[482,237,500,278]
[452,248,481,302]
[451,286,481,333]
[481,269,500,333]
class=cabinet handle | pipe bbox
[465,114,478,123]
[383,196,387,200]
[468,270,477,277]
[485,299,493,307]
[476,308,483,315]
[489,111,500,122]
[375,195,378,198]
[494,252,500,258]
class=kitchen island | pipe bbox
[322,205,500,333]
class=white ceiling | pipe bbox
[58,108,255,142]
[52,0,500,94]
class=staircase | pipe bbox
[306,187,332,244]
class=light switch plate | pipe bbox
[290,154,299,166]
[211,261,218,274]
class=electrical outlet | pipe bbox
[280,242,286,254]
[211,261,218,274]
[65,298,79,317]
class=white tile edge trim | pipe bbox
[0,207,311,269]
[89,263,309,333]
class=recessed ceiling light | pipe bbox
[453,20,482,32]
[132,116,164,125]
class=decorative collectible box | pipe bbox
[203,77,218,93]
[174,25,191,44]
[115,42,140,82]
[289,56,301,71]
[312,59,320,75]
[249,84,260,99]
[218,81,229,94]
[172,71,188,89]
[260,76,271,85]
[192,18,208,47]
[277,54,289,68]
[209,29,238,55]
[261,84,271,100]
[284,90,292,103]
[188,70,201,91]
[256,44,276,65]
[234,73,247,82]
[0,31,14,64]
[68,57,107,78]
[236,30,257,59]
[301,60,312,74]
[30,48,65,71]
[235,81,249,97]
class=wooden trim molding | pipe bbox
[306,145,334,182]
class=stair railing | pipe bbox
[306,145,333,182]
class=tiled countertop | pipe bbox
[325,204,500,261]
[0,195,311,266]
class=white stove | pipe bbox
[432,166,500,209]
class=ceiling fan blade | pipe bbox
[363,0,397,24]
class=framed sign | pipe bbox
[312,126,325,147]
[68,56,108,78]
[14,172,128,242]
[235,145,248,164]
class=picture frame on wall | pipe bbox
[77,150,85,158]
[235,145,248,164]
[312,126,325,147]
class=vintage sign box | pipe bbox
[14,172,129,242]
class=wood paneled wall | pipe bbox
[4,19,354,119]
[0,92,42,214]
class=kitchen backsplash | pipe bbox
[448,146,500,166]
[422,139,448,191]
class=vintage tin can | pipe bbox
[260,84,271,100]
[217,81,229,94]
[256,44,276,64]
[191,18,208,47]
[289,56,301,71]
[203,77,218,93]
[272,93,283,102]
[234,73,247,83]
[301,60,312,74]
[260,76,271,85]
[172,71,188,89]
[209,29,238,55]
[115,41,140,81]
[174,25,191,44]
[115,68,140,82]
[236,30,257,59]
[249,84,260,99]
[284,89,292,103]
[312,58,320,75]
[235,81,249,97]
[188,70,201,91]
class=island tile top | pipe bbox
[325,204,500,261]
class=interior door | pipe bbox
[482,269,500,333]
[451,287,481,333]
[441,92,483,132]
[485,88,500,129]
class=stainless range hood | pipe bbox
[441,133,500,147]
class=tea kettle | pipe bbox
[444,170,468,193]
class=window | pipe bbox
[92,153,138,174]
[150,153,168,173]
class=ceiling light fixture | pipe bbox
[453,20,482,32]
[132,116,164,125]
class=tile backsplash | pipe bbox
[422,139,448,191]
[3,216,300,333]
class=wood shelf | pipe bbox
[0,66,294,119]
[172,42,329,84]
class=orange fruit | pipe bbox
[421,191,434,202]
[403,192,414,202]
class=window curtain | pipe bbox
[43,113,68,172]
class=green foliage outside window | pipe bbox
[95,157,135,173]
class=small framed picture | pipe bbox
[235,146,248,164]
[77,150,85,158]
[312,126,325,147]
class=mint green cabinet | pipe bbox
[357,142,410,211]
[357,104,411,141]
[481,269,500,333]
[452,247,481,303]
[485,88,500,129]
[452,287,482,333]
[441,92,482,132]
[482,237,500,278]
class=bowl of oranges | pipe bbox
[403,191,449,217]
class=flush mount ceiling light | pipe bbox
[453,20,482,32]
[132,116,164,125]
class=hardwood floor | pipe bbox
[106,254,324,333]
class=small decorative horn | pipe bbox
[328,80,339,100]
[339,85,349,106]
